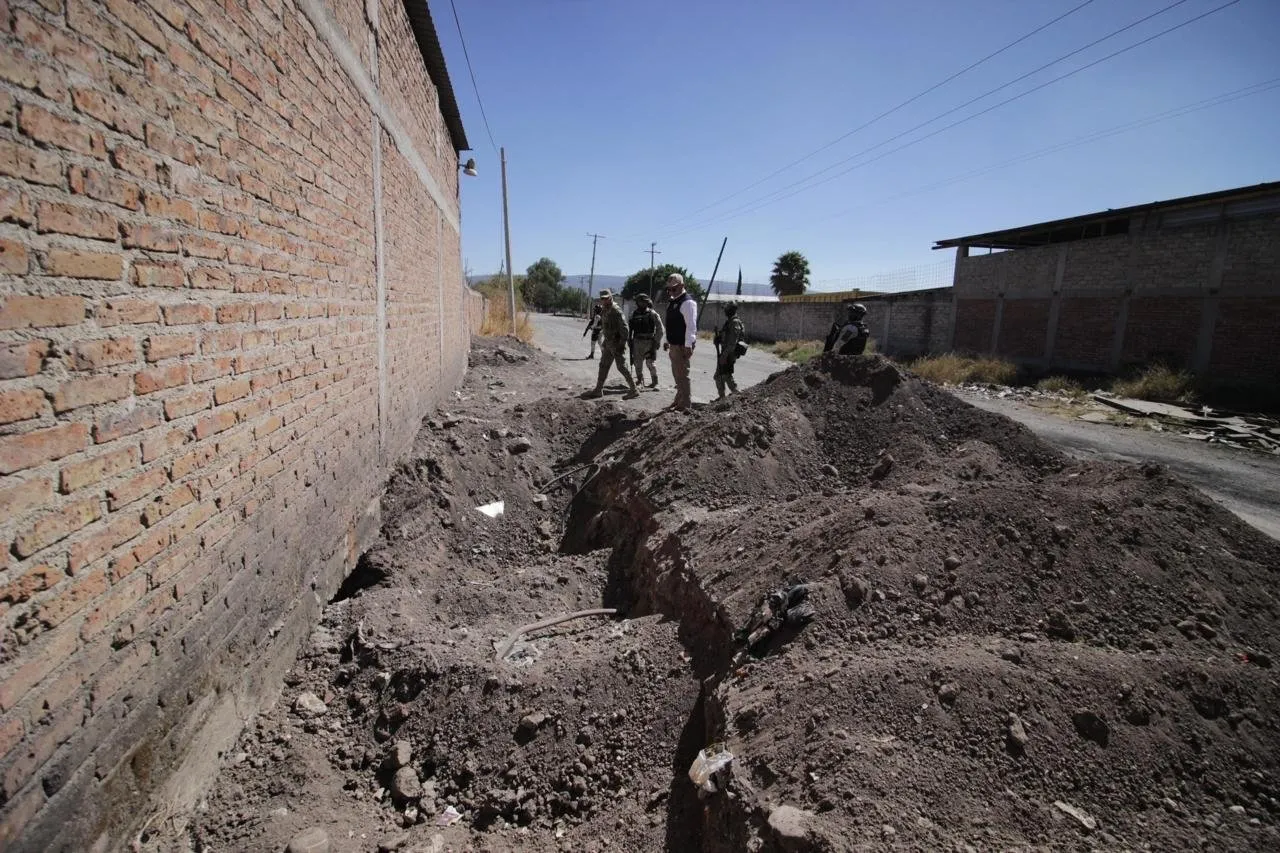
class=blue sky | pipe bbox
[438,0,1280,290]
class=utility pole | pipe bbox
[646,242,661,301]
[586,233,604,303]
[500,147,516,335]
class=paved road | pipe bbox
[961,393,1280,542]
[529,313,789,413]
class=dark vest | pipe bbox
[631,308,658,338]
[665,292,691,345]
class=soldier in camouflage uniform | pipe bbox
[713,303,746,399]
[628,293,664,389]
[584,290,639,400]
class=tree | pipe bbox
[621,263,702,303]
[521,257,565,312]
[770,251,810,297]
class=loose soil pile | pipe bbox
[171,340,1280,852]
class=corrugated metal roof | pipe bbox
[934,180,1280,250]
[403,1,470,152]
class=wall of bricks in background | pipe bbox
[0,1,477,848]
[953,212,1280,381]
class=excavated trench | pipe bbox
[187,343,1280,852]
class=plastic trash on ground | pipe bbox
[436,805,463,827]
[688,743,734,793]
[475,500,504,518]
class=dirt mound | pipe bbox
[567,353,1280,851]
[179,343,1280,853]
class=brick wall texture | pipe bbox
[952,210,1280,380]
[0,1,481,849]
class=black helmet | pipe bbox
[725,302,739,316]
[635,293,651,306]
[848,302,867,316]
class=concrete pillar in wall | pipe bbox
[367,14,388,460]
[1192,223,1229,374]
[948,245,967,350]
[990,254,1006,354]
[1043,244,1068,363]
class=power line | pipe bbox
[654,0,1101,231]
[449,0,498,155]
[659,0,1240,237]
[789,76,1280,233]
[657,0,1198,235]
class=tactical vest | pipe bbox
[631,309,658,338]
[665,292,691,346]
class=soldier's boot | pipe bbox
[726,374,739,395]
[647,362,658,388]
[620,363,640,400]
[714,375,727,399]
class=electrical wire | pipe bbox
[449,0,499,155]
[658,0,1242,237]
[789,76,1280,233]
[653,0,1102,231]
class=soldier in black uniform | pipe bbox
[628,293,664,388]
[823,301,870,355]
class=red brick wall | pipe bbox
[952,298,995,353]
[1120,296,1201,368]
[1055,296,1120,367]
[1210,297,1280,381]
[996,298,1050,359]
[0,1,471,848]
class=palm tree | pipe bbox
[770,251,810,297]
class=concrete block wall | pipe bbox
[0,1,472,849]
[697,286,953,361]
[952,210,1280,381]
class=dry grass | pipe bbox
[908,353,1018,386]
[474,280,534,343]
[1036,375,1086,398]
[770,340,825,365]
[1110,364,1197,404]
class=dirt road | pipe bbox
[529,313,788,410]
[960,393,1280,542]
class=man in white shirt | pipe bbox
[661,273,698,411]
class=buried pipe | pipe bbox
[496,608,618,662]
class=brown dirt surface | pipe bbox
[169,340,1280,853]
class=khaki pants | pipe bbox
[595,346,636,392]
[668,345,692,410]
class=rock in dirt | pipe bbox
[392,766,423,803]
[1045,608,1077,641]
[286,827,332,853]
[532,493,549,510]
[768,804,814,848]
[518,711,548,735]
[1053,800,1098,832]
[378,836,409,852]
[937,682,961,705]
[1006,712,1029,751]
[293,692,327,718]
[821,463,839,477]
[507,437,533,454]
[390,740,412,769]
[869,453,895,480]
